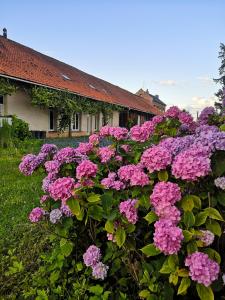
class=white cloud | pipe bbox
[154,79,177,86]
[197,75,214,85]
[181,95,216,118]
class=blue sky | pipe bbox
[1,0,225,116]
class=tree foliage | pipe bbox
[214,43,225,113]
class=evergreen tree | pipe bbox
[214,43,225,113]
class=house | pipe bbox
[136,88,166,112]
[0,29,165,138]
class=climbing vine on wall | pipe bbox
[30,86,122,131]
[0,78,17,95]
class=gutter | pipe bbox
[0,73,155,115]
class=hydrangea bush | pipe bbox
[19,106,225,299]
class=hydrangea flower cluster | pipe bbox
[101,172,125,190]
[185,252,219,286]
[153,219,183,255]
[29,207,45,223]
[198,230,215,246]
[109,127,128,140]
[98,146,116,163]
[172,145,211,181]
[40,143,58,155]
[50,208,62,224]
[76,160,98,179]
[76,142,93,155]
[198,106,215,125]
[83,245,108,280]
[214,177,225,190]
[141,145,172,172]
[130,125,149,142]
[19,153,47,176]
[89,133,100,145]
[48,177,75,204]
[119,199,138,224]
[53,147,85,164]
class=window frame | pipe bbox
[49,109,55,131]
[0,95,4,116]
[71,112,80,131]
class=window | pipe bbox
[137,115,141,125]
[49,110,55,131]
[94,114,99,131]
[71,113,80,131]
[0,96,4,116]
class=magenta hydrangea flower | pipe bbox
[155,205,181,224]
[99,125,111,137]
[109,127,128,140]
[153,219,183,255]
[83,245,101,267]
[172,146,211,181]
[76,160,98,179]
[141,145,172,172]
[40,195,49,203]
[98,146,115,163]
[130,170,149,187]
[48,177,75,203]
[152,115,165,126]
[117,164,141,182]
[101,172,125,190]
[120,144,131,152]
[76,142,93,155]
[89,133,100,145]
[178,111,195,129]
[29,207,45,223]
[141,120,155,135]
[165,106,181,118]
[53,147,83,164]
[119,199,138,224]
[198,230,215,246]
[92,262,109,280]
[150,181,181,211]
[44,160,60,174]
[185,252,220,286]
[130,125,149,142]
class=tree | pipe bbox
[214,43,225,113]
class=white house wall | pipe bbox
[6,89,49,131]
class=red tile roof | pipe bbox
[0,35,162,115]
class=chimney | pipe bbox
[3,28,7,38]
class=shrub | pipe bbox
[11,115,31,141]
[18,106,225,299]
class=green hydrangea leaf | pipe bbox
[196,284,214,300]
[177,277,191,295]
[141,243,161,257]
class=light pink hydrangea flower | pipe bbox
[185,252,219,286]
[130,170,149,187]
[154,205,181,224]
[198,230,215,246]
[83,245,101,267]
[92,262,109,280]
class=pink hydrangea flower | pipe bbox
[40,195,49,203]
[83,245,101,267]
[130,125,149,142]
[53,147,82,164]
[101,172,125,190]
[92,262,109,280]
[89,133,100,145]
[155,205,181,224]
[98,146,115,163]
[150,182,181,211]
[76,160,98,179]
[141,145,172,172]
[115,155,123,162]
[109,127,128,140]
[152,115,164,126]
[19,154,39,176]
[172,146,211,181]
[107,233,116,242]
[40,144,58,155]
[142,120,155,135]
[165,106,181,118]
[48,177,75,203]
[29,207,45,223]
[44,160,60,174]
[117,164,141,182]
[153,219,183,255]
[119,199,138,224]
[130,170,149,187]
[77,142,93,155]
[185,252,219,286]
[99,125,111,137]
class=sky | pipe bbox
[1,0,225,117]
